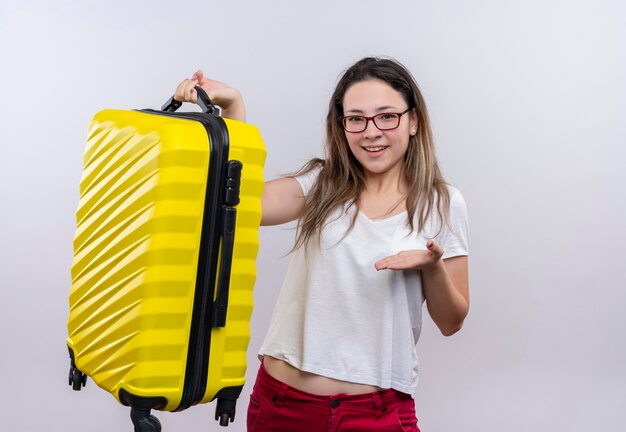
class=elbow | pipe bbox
[438,303,469,337]
[427,297,470,337]
[439,320,464,337]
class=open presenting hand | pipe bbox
[374,240,443,271]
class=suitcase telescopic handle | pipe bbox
[161,86,222,116]
[212,161,243,328]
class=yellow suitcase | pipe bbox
[67,88,266,430]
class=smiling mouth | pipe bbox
[363,146,389,152]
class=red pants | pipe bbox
[247,362,420,431]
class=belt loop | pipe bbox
[372,391,386,418]
[272,383,289,407]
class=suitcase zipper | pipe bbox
[139,109,229,411]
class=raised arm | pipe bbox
[374,190,470,336]
[174,70,306,227]
[261,177,306,226]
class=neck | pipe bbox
[362,166,407,195]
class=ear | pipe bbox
[409,109,418,135]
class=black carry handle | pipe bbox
[161,85,222,116]
[212,161,243,328]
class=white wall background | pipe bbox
[1,1,624,431]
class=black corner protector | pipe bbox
[215,386,243,401]
[119,388,168,411]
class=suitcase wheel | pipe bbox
[69,366,87,391]
[130,408,161,432]
[218,413,231,427]
[146,415,161,432]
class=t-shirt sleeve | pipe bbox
[436,189,469,259]
[294,166,321,196]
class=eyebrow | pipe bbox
[344,105,399,114]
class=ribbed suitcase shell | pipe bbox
[67,109,265,412]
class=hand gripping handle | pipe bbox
[161,86,222,116]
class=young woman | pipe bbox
[174,57,469,432]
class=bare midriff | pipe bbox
[262,356,383,396]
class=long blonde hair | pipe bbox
[294,57,450,249]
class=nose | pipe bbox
[362,118,382,138]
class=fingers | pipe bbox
[426,240,444,258]
[174,70,210,103]
[172,71,246,121]
[175,73,228,105]
[174,77,198,103]
[375,252,412,271]
[374,258,388,271]
[193,70,205,85]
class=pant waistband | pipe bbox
[256,361,411,410]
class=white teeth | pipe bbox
[364,146,387,152]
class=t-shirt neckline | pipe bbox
[357,210,408,224]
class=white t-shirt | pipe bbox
[258,169,469,394]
